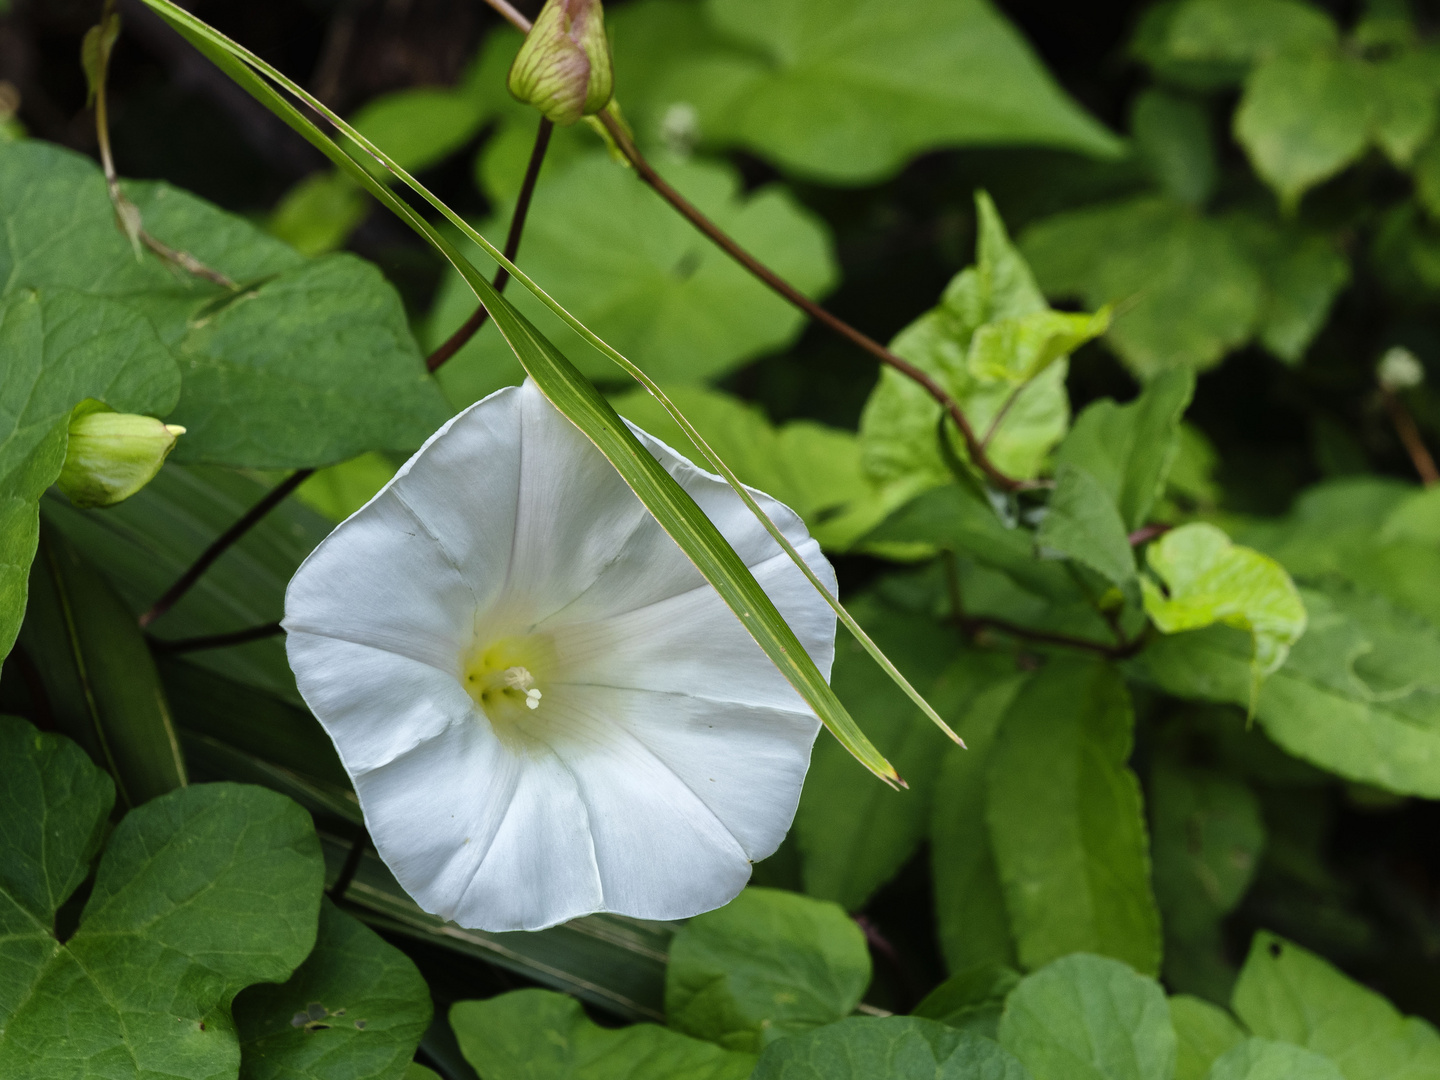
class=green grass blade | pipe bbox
[138,0,903,784]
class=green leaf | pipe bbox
[664,887,870,1053]
[1132,581,1440,798]
[266,173,369,257]
[404,1067,441,1080]
[751,1016,1034,1080]
[1232,932,1440,1080]
[19,527,186,808]
[425,150,836,408]
[610,385,880,551]
[1142,523,1307,679]
[930,663,1030,975]
[986,659,1162,975]
[0,287,179,659]
[1170,995,1244,1080]
[1234,52,1371,211]
[44,464,334,704]
[1021,197,1262,377]
[1131,89,1216,206]
[913,965,1023,1042]
[967,309,1111,385]
[234,898,432,1080]
[350,85,490,178]
[1209,1038,1344,1080]
[0,139,452,468]
[1367,53,1440,167]
[294,452,400,523]
[1054,368,1196,532]
[998,953,1176,1080]
[860,192,1078,490]
[1149,766,1264,1000]
[1151,0,1338,68]
[796,598,964,909]
[1036,464,1136,592]
[0,715,324,1080]
[450,990,756,1080]
[628,0,1121,185]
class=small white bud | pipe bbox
[1378,346,1425,392]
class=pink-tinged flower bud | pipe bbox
[507,0,614,127]
[56,400,184,509]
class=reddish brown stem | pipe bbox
[139,470,313,628]
[150,621,284,653]
[1381,389,1440,487]
[1127,523,1171,547]
[426,116,553,372]
[959,614,1146,661]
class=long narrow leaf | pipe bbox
[138,0,904,783]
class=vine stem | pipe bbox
[478,0,1029,493]
[150,621,285,653]
[138,116,556,631]
[427,116,553,372]
[1380,388,1439,487]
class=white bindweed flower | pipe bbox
[284,380,836,932]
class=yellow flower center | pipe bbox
[463,634,557,741]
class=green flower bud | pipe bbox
[56,400,184,509]
[507,0,614,126]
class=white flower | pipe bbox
[283,380,836,932]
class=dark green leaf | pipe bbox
[986,659,1161,975]
[913,965,1023,1041]
[1232,932,1440,1080]
[234,898,432,1080]
[450,990,755,1080]
[0,139,451,469]
[1036,464,1136,592]
[1055,369,1195,533]
[665,887,869,1053]
[19,527,186,807]
[796,598,964,909]
[1131,90,1216,206]
[0,717,323,1079]
[930,662,1029,975]
[998,954,1175,1080]
[425,151,836,408]
[752,1016,1033,1080]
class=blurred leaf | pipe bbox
[1232,932,1440,1079]
[1036,464,1136,592]
[0,717,323,1079]
[861,193,1077,489]
[44,464,334,703]
[450,990,755,1080]
[1021,197,1262,377]
[20,527,186,808]
[425,150,836,408]
[1234,51,1370,211]
[1054,368,1196,532]
[1170,995,1245,1080]
[266,173,369,257]
[1131,89,1216,206]
[0,287,179,659]
[751,1016,1034,1080]
[986,658,1162,975]
[1150,766,1265,1000]
[1142,522,1307,679]
[319,835,673,1022]
[610,385,883,551]
[351,86,489,178]
[1155,0,1338,67]
[913,964,1022,1042]
[1209,1038,1343,1080]
[796,598,964,909]
[405,1067,442,1080]
[234,899,432,1080]
[629,0,1122,185]
[1368,53,1440,167]
[931,664,1029,976]
[295,452,399,523]
[1133,581,1440,798]
[0,139,451,468]
[665,887,870,1053]
[998,953,1175,1080]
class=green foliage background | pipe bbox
[3,0,1440,1077]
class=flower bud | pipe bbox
[507,0,614,126]
[1377,346,1425,392]
[56,400,185,509]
